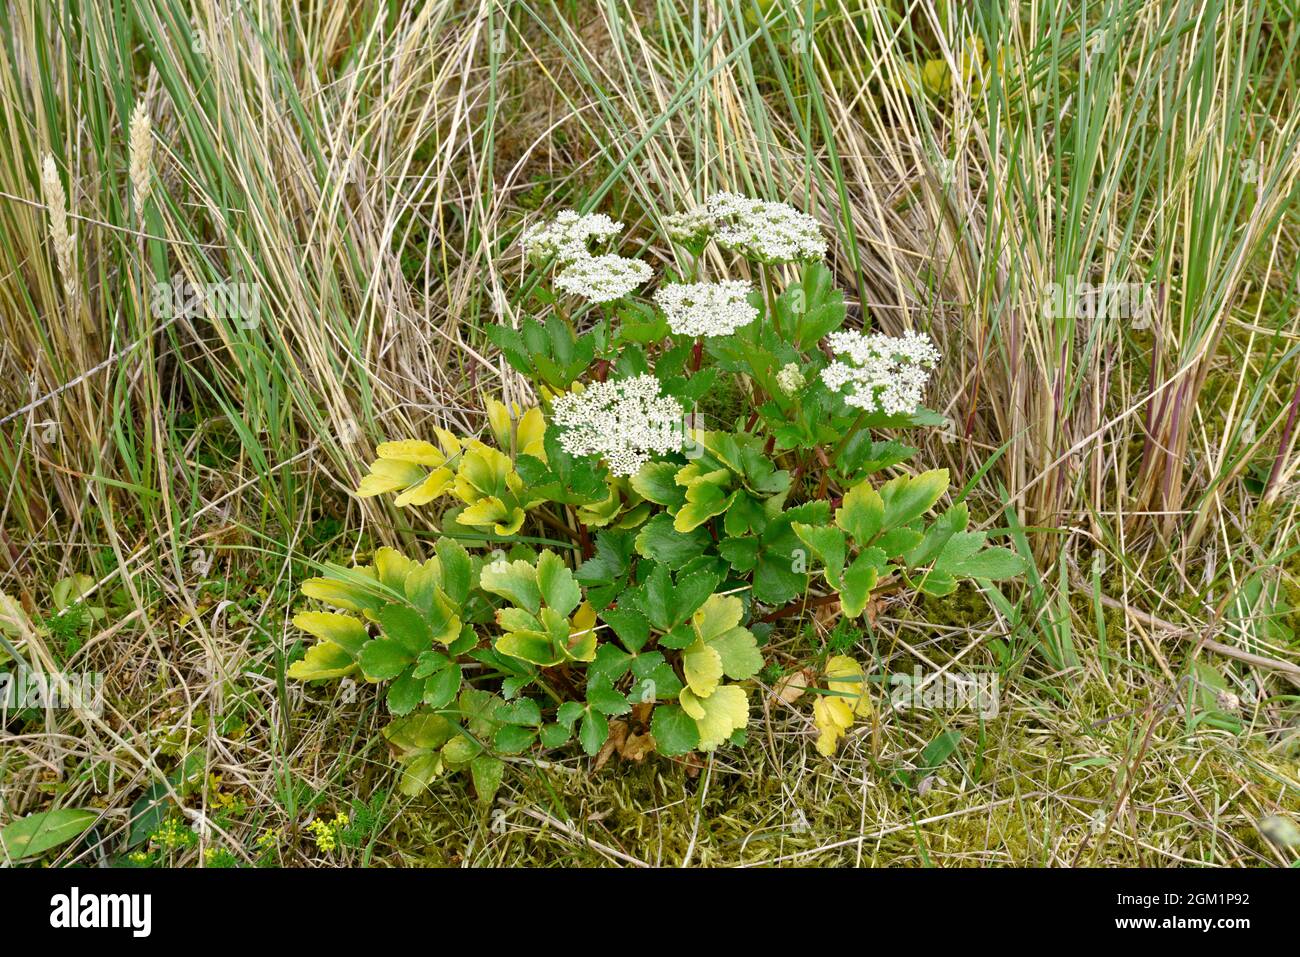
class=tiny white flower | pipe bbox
[521,209,624,265]
[554,254,652,303]
[653,280,757,337]
[820,329,940,415]
[776,362,806,395]
[551,374,685,476]
[705,191,827,264]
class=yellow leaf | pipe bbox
[287,641,357,680]
[687,684,749,751]
[356,459,425,497]
[393,467,453,507]
[827,654,872,717]
[566,602,598,661]
[812,655,871,756]
[813,696,854,756]
[518,407,547,460]
[433,428,462,457]
[682,638,723,697]
[921,58,950,96]
[484,397,513,450]
[377,439,448,467]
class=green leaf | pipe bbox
[793,523,847,587]
[398,753,445,796]
[840,548,885,617]
[496,630,562,667]
[127,783,170,849]
[0,808,97,860]
[834,435,918,482]
[600,606,651,652]
[710,628,764,680]
[470,756,505,805]
[539,722,572,748]
[497,696,543,726]
[670,571,722,627]
[875,527,925,558]
[904,503,969,567]
[479,559,541,614]
[422,665,462,709]
[556,700,585,730]
[651,705,700,756]
[588,642,633,685]
[494,724,537,754]
[635,513,711,568]
[384,710,457,751]
[630,461,686,508]
[942,546,1026,580]
[579,708,609,756]
[358,638,413,681]
[878,469,949,531]
[718,536,761,572]
[378,604,433,656]
[586,680,632,716]
[535,550,581,616]
[387,671,424,715]
[433,537,472,604]
[634,563,674,631]
[301,574,385,614]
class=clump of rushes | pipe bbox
[288,193,1024,803]
[41,155,77,305]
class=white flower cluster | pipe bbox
[554,254,653,303]
[776,362,806,395]
[520,210,623,264]
[662,192,827,264]
[653,280,758,337]
[705,191,827,264]
[551,374,686,476]
[820,329,941,415]
[521,210,651,304]
[664,206,713,246]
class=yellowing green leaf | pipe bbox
[292,611,368,657]
[394,467,454,507]
[691,594,743,641]
[287,638,358,679]
[686,684,749,751]
[835,481,884,543]
[682,638,723,697]
[356,459,426,497]
[377,439,448,467]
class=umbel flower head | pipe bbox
[521,210,624,265]
[551,374,685,476]
[664,206,713,246]
[554,254,652,303]
[776,362,806,395]
[820,329,941,415]
[662,192,827,264]
[704,191,827,264]
[654,280,758,337]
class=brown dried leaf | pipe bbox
[773,669,810,704]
